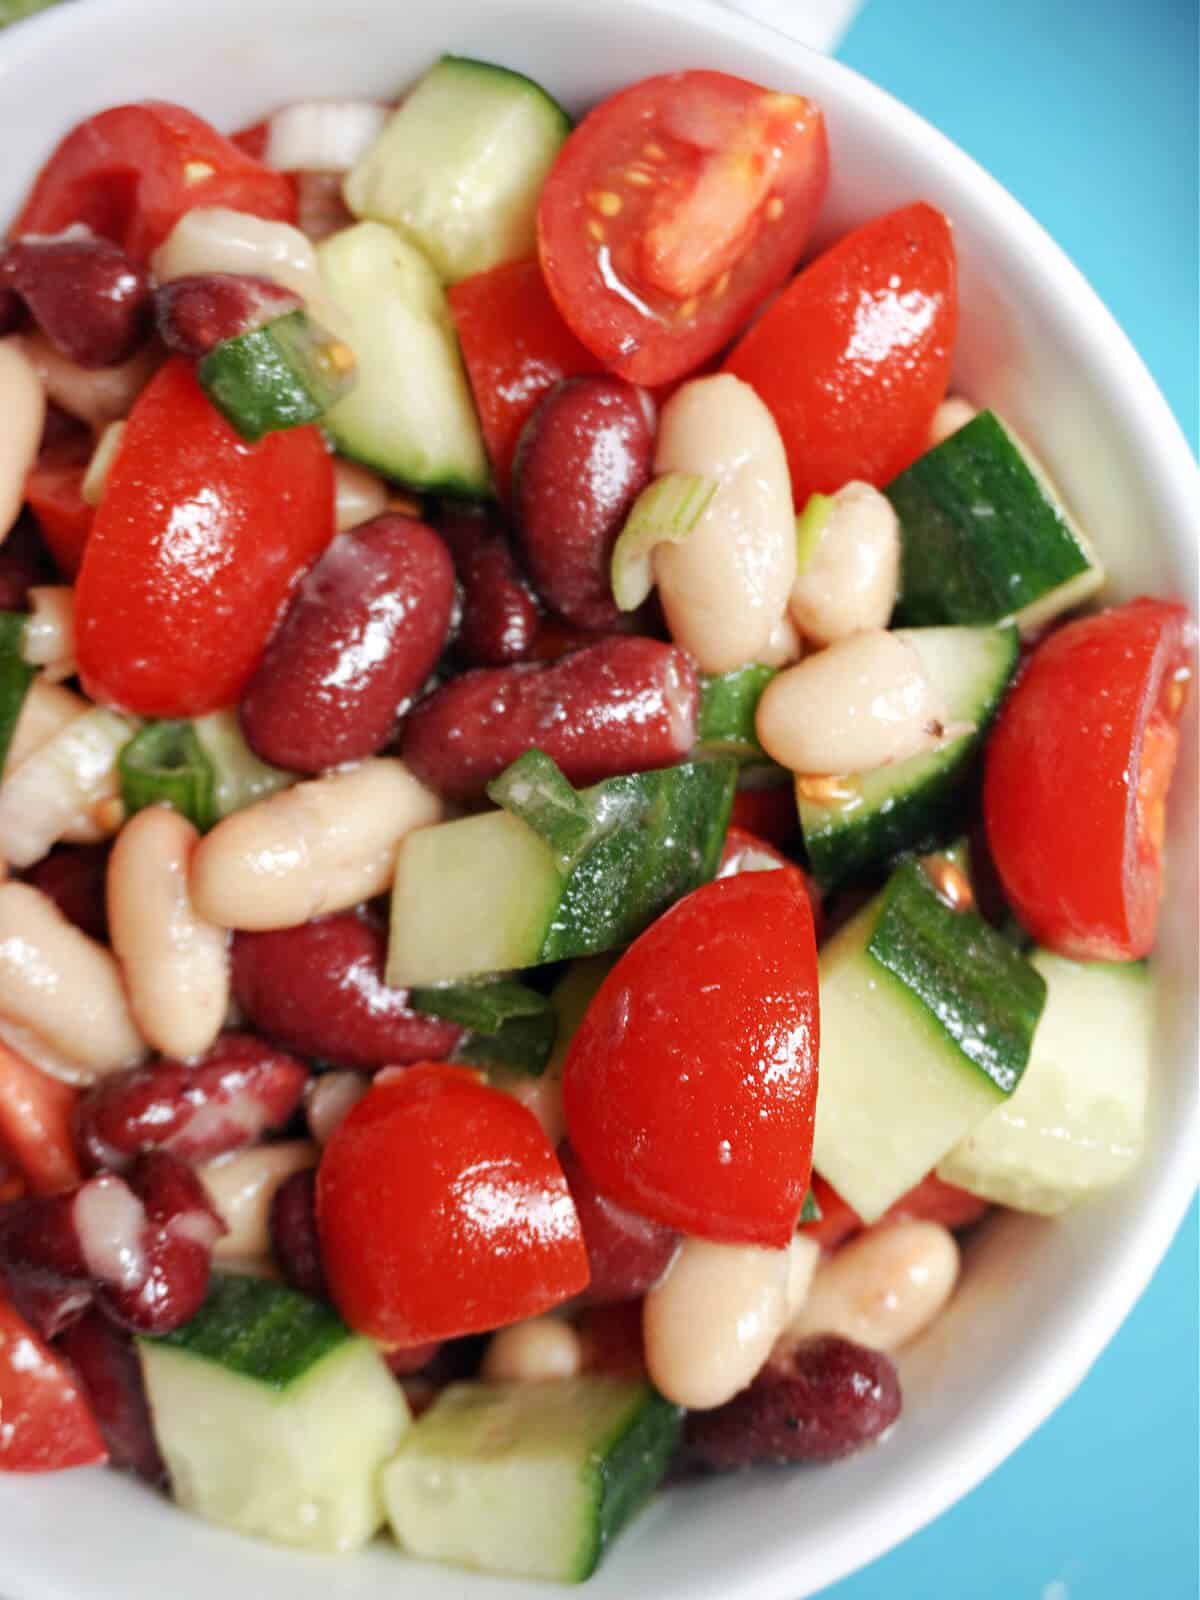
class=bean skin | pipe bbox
[231,912,463,1070]
[0,516,56,612]
[437,505,540,668]
[1,233,151,368]
[23,843,110,941]
[154,272,303,358]
[239,514,457,774]
[57,1308,165,1482]
[268,1168,327,1301]
[401,635,699,806]
[514,376,655,630]
[558,1141,677,1304]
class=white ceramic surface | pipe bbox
[0,3,1196,1598]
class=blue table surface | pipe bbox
[828,1,1199,1596]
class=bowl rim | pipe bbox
[0,2,1196,1597]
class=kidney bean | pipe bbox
[0,287,23,336]
[294,173,355,244]
[513,376,655,630]
[683,1334,902,1470]
[268,1167,327,1301]
[238,514,457,774]
[22,842,111,942]
[558,1140,677,1303]
[74,1034,310,1173]
[96,1152,225,1334]
[437,505,540,668]
[385,1340,444,1377]
[0,1180,94,1338]
[154,272,303,359]
[231,911,463,1069]
[57,1308,165,1482]
[575,1300,647,1379]
[402,636,699,806]
[1,232,151,368]
[0,515,55,611]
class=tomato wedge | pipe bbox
[564,871,820,1248]
[11,102,295,262]
[24,441,94,580]
[717,825,824,940]
[0,1292,107,1472]
[538,72,828,386]
[724,202,957,505]
[0,1040,82,1197]
[75,358,334,717]
[983,597,1192,960]
[317,1065,589,1347]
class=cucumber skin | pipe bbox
[696,665,775,761]
[146,1274,348,1389]
[0,612,36,775]
[409,977,551,1033]
[198,311,348,442]
[582,1389,682,1581]
[453,1009,558,1075]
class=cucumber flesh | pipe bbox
[938,952,1153,1212]
[345,55,569,284]
[138,1275,408,1552]
[317,221,489,494]
[382,1377,681,1582]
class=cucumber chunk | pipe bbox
[696,664,777,763]
[317,221,489,494]
[0,612,36,775]
[812,858,1046,1222]
[345,55,569,284]
[938,951,1153,1212]
[138,1275,408,1552]
[797,624,1018,890]
[888,410,1105,634]
[197,309,356,441]
[382,1378,681,1582]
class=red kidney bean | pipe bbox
[402,636,699,805]
[239,514,457,773]
[23,843,111,942]
[683,1335,902,1470]
[0,515,56,612]
[437,505,540,668]
[268,1168,327,1301]
[575,1300,648,1380]
[231,911,463,1070]
[74,1034,310,1173]
[154,272,303,359]
[558,1141,677,1303]
[57,1308,165,1482]
[513,376,655,630]
[294,173,355,244]
[1,231,151,368]
[38,401,90,454]
[0,286,24,336]
[385,1341,443,1377]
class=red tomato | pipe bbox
[229,119,271,162]
[563,871,820,1247]
[538,72,828,387]
[798,1173,861,1252]
[316,1065,590,1347]
[24,443,93,579]
[75,358,334,717]
[0,1040,83,1197]
[984,597,1192,961]
[728,783,798,848]
[724,203,957,505]
[717,825,824,941]
[11,102,295,263]
[801,1170,989,1251]
[0,1293,107,1472]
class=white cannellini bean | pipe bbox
[190,758,442,931]
[200,1141,318,1260]
[305,1070,369,1145]
[21,587,76,683]
[493,1060,566,1147]
[926,395,978,449]
[481,1317,583,1383]
[20,331,159,433]
[2,677,88,779]
[107,806,231,1060]
[0,706,135,868]
[334,458,390,532]
[0,882,146,1083]
[755,630,953,776]
[785,1233,822,1322]
[787,1220,960,1352]
[755,610,804,669]
[0,338,46,541]
[643,1236,789,1410]
[789,482,901,647]
[653,374,796,673]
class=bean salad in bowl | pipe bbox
[0,27,1194,1595]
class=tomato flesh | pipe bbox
[538,72,828,386]
[983,597,1192,961]
[563,871,820,1248]
[24,442,94,580]
[0,1041,82,1197]
[724,202,957,505]
[316,1065,589,1347]
[74,358,334,717]
[0,1293,107,1472]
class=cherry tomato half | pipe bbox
[563,871,820,1248]
[983,597,1192,960]
[11,102,295,263]
[316,1065,590,1347]
[0,1040,82,1197]
[538,72,828,387]
[75,358,334,718]
[724,202,957,506]
[24,441,93,580]
[717,824,824,941]
[0,1292,107,1472]
[800,1170,989,1252]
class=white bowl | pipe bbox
[0,2,1195,1597]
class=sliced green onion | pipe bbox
[409,977,551,1034]
[795,492,834,575]
[798,1186,822,1224]
[119,720,218,831]
[487,749,595,870]
[0,612,37,776]
[454,1010,559,1076]
[0,706,134,868]
[610,471,718,612]
[191,710,293,818]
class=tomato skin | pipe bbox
[563,872,820,1248]
[12,102,295,263]
[538,72,828,386]
[0,1293,107,1472]
[0,1040,82,1197]
[316,1065,590,1347]
[74,358,334,717]
[717,825,824,941]
[983,597,1192,961]
[24,443,93,580]
[800,1170,989,1251]
[724,203,957,506]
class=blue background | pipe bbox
[828,1,1199,1595]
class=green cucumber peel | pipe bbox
[0,612,36,775]
[798,1186,822,1224]
[454,1009,558,1075]
[409,976,551,1033]
[610,472,718,612]
[198,310,357,443]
